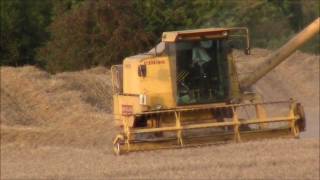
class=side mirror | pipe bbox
[228,27,251,55]
[138,64,147,77]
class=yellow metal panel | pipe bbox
[139,56,176,109]
[122,55,176,109]
[113,95,120,120]
[117,95,142,115]
[164,27,229,34]
[123,58,141,94]
[162,32,178,42]
[162,27,229,42]
[115,95,144,127]
[227,52,240,99]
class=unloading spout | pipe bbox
[240,18,319,89]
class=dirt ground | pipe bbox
[1,48,319,179]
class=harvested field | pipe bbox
[1,139,319,179]
[1,49,319,179]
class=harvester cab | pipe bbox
[111,18,319,155]
[162,28,249,106]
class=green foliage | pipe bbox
[1,0,319,71]
[37,0,153,73]
[0,0,52,66]
[134,0,197,41]
[51,0,84,16]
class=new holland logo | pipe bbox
[144,60,165,65]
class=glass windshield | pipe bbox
[175,39,229,105]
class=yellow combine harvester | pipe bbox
[111,18,319,155]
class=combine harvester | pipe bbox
[111,18,319,155]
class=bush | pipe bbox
[37,0,153,73]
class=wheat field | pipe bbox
[1,49,319,179]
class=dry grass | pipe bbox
[1,139,319,179]
[0,49,319,179]
[1,66,115,149]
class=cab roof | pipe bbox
[162,27,230,42]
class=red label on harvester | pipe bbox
[122,105,133,116]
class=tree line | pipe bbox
[1,0,319,73]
